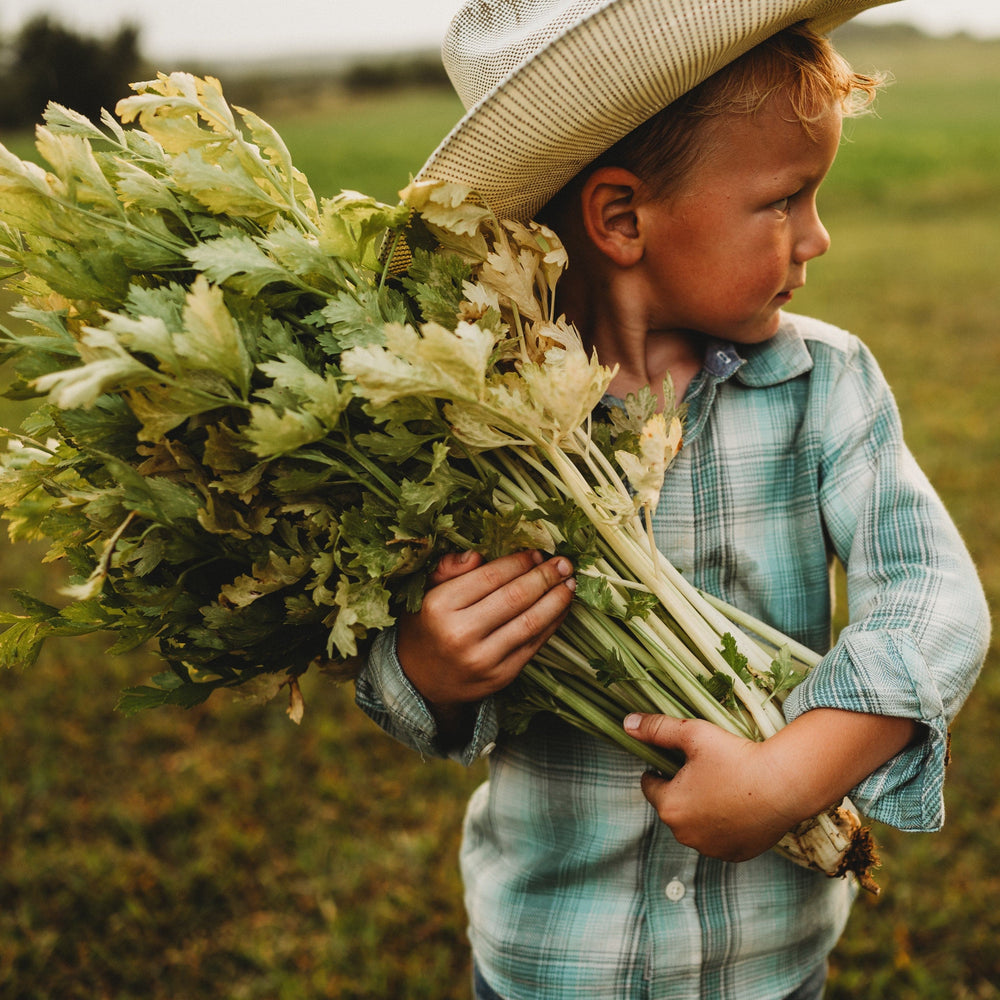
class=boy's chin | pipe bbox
[725,314,784,345]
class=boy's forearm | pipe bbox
[769,708,920,823]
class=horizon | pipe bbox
[0,0,997,65]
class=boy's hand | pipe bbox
[623,714,796,862]
[397,550,576,720]
[623,709,918,862]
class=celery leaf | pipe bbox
[718,632,752,684]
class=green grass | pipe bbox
[267,88,465,204]
[1,30,999,1000]
[790,32,1000,998]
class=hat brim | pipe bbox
[416,0,899,221]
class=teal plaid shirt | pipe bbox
[356,314,989,1000]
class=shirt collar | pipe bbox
[702,339,744,379]
[602,318,816,413]
[726,320,815,388]
[678,323,814,445]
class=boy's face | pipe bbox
[641,95,843,345]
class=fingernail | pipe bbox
[530,550,544,565]
[458,550,474,563]
[623,713,641,732]
[564,577,577,592]
[555,557,572,576]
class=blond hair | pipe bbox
[543,22,883,215]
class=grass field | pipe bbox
[0,28,998,1000]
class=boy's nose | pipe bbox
[794,204,831,263]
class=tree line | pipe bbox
[0,15,145,128]
[0,13,454,131]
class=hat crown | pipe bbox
[443,0,614,109]
[423,0,900,221]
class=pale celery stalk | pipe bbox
[537,441,788,735]
[486,448,768,728]
[520,662,684,774]
[482,432,789,736]
[560,604,742,731]
[698,589,824,669]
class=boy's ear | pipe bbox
[580,166,646,267]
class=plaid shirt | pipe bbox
[356,313,989,1000]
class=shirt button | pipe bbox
[664,879,686,901]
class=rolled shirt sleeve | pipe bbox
[355,626,500,766]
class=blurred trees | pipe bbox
[0,15,145,128]
[342,54,450,92]
[0,12,455,131]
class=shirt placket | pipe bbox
[640,340,742,1000]
[642,823,703,1000]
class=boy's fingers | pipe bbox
[486,554,574,610]
[428,550,549,609]
[624,716,689,809]
[639,769,671,800]
[429,550,484,586]
[476,558,575,645]
[623,713,699,751]
[436,552,574,629]
[489,582,575,673]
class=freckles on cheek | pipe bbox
[748,250,788,290]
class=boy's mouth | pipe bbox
[777,281,804,304]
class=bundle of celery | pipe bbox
[0,74,877,888]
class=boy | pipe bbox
[356,2,990,997]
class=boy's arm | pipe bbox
[625,335,988,857]
[623,709,917,862]
[778,337,990,831]
[354,550,576,763]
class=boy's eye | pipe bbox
[771,197,791,213]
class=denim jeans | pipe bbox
[472,961,827,1000]
[472,964,505,1000]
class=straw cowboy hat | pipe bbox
[416,0,901,221]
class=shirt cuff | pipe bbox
[355,627,500,766]
[782,627,948,832]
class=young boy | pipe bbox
[356,2,990,997]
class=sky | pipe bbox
[0,0,997,63]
